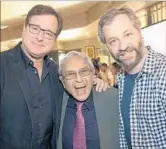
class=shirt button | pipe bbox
[38,123,41,126]
[39,105,42,108]
[34,70,38,74]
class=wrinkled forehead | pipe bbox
[63,56,90,71]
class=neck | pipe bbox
[21,43,44,64]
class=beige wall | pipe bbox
[58,37,101,54]
[56,37,115,65]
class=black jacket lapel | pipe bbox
[49,62,64,147]
[8,44,32,118]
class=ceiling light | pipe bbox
[1,25,8,29]
[58,28,81,40]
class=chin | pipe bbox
[74,95,88,102]
[30,51,47,58]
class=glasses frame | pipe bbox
[28,23,57,40]
[62,68,92,80]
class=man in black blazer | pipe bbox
[0,5,64,149]
[0,5,108,149]
[57,51,120,149]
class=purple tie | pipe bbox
[73,102,86,149]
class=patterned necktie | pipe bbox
[73,102,86,149]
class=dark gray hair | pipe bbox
[98,7,141,44]
[59,51,95,77]
[25,4,63,36]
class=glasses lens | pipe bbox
[65,71,76,80]
[64,68,91,80]
[29,24,40,34]
[29,23,55,40]
[79,69,91,77]
[44,31,55,40]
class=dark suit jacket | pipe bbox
[57,88,120,149]
[0,43,63,149]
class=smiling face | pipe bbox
[61,56,94,102]
[22,14,58,60]
[103,14,145,73]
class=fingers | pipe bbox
[93,77,110,92]
[95,80,110,92]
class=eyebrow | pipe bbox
[43,28,56,35]
[107,29,133,41]
[107,37,118,41]
[123,29,132,34]
[65,70,75,73]
[80,67,90,70]
[45,29,56,35]
[65,67,90,72]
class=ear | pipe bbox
[59,76,66,88]
[22,24,26,36]
[23,22,27,31]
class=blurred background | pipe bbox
[1,1,166,66]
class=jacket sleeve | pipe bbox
[0,53,5,100]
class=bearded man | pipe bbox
[98,7,166,149]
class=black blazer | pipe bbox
[0,43,63,149]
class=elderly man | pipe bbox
[98,7,166,148]
[0,4,108,149]
[57,51,119,149]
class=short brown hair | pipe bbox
[25,4,63,36]
[98,7,141,44]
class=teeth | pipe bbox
[76,87,84,89]
[75,86,85,89]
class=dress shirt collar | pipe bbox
[67,90,94,110]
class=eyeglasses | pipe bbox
[28,23,57,40]
[63,68,92,80]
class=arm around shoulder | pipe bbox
[93,87,118,101]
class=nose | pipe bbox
[36,30,44,41]
[75,73,83,83]
[119,40,128,51]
